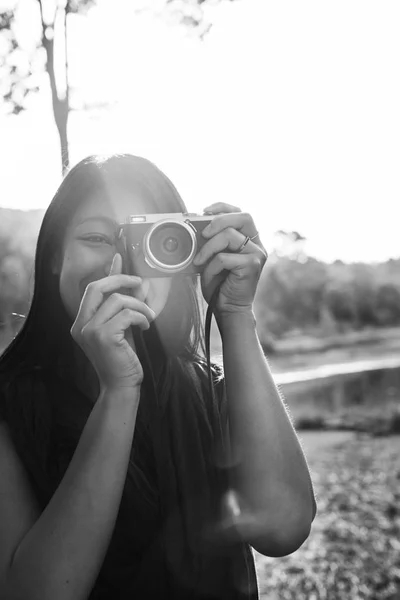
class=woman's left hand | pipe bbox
[193,202,268,318]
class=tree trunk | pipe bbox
[54,94,70,175]
[42,33,70,174]
[39,0,70,175]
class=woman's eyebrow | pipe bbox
[77,216,118,227]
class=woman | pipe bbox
[0,154,316,600]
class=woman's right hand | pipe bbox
[70,254,156,393]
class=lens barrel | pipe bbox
[143,219,197,273]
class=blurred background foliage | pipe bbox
[256,247,400,349]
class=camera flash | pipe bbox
[129,216,147,223]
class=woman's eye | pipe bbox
[84,235,113,245]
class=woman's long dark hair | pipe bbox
[0,154,229,596]
[1,154,207,368]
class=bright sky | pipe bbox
[0,0,399,263]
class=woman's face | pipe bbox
[55,182,173,322]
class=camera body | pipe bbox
[118,212,214,278]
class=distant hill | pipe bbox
[0,207,45,256]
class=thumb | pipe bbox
[108,253,122,277]
[109,253,137,352]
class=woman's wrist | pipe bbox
[98,384,141,407]
[216,307,257,333]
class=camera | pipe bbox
[118,213,214,277]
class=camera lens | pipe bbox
[163,236,179,254]
[148,223,194,267]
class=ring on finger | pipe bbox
[237,235,251,253]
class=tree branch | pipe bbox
[64,5,70,106]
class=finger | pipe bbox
[115,309,151,332]
[203,202,242,214]
[202,212,257,240]
[91,293,156,327]
[108,252,140,301]
[201,252,256,291]
[194,228,254,266]
[110,252,149,303]
[109,253,122,276]
[137,278,151,303]
[72,274,143,334]
[85,309,151,343]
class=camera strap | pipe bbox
[204,282,226,452]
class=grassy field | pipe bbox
[254,431,400,599]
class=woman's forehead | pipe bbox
[73,186,152,226]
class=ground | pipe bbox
[254,431,400,599]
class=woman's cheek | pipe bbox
[59,265,82,321]
[58,246,100,320]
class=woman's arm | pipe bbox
[218,309,317,557]
[0,388,140,600]
[194,203,316,557]
[1,259,156,600]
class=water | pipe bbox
[276,362,400,422]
